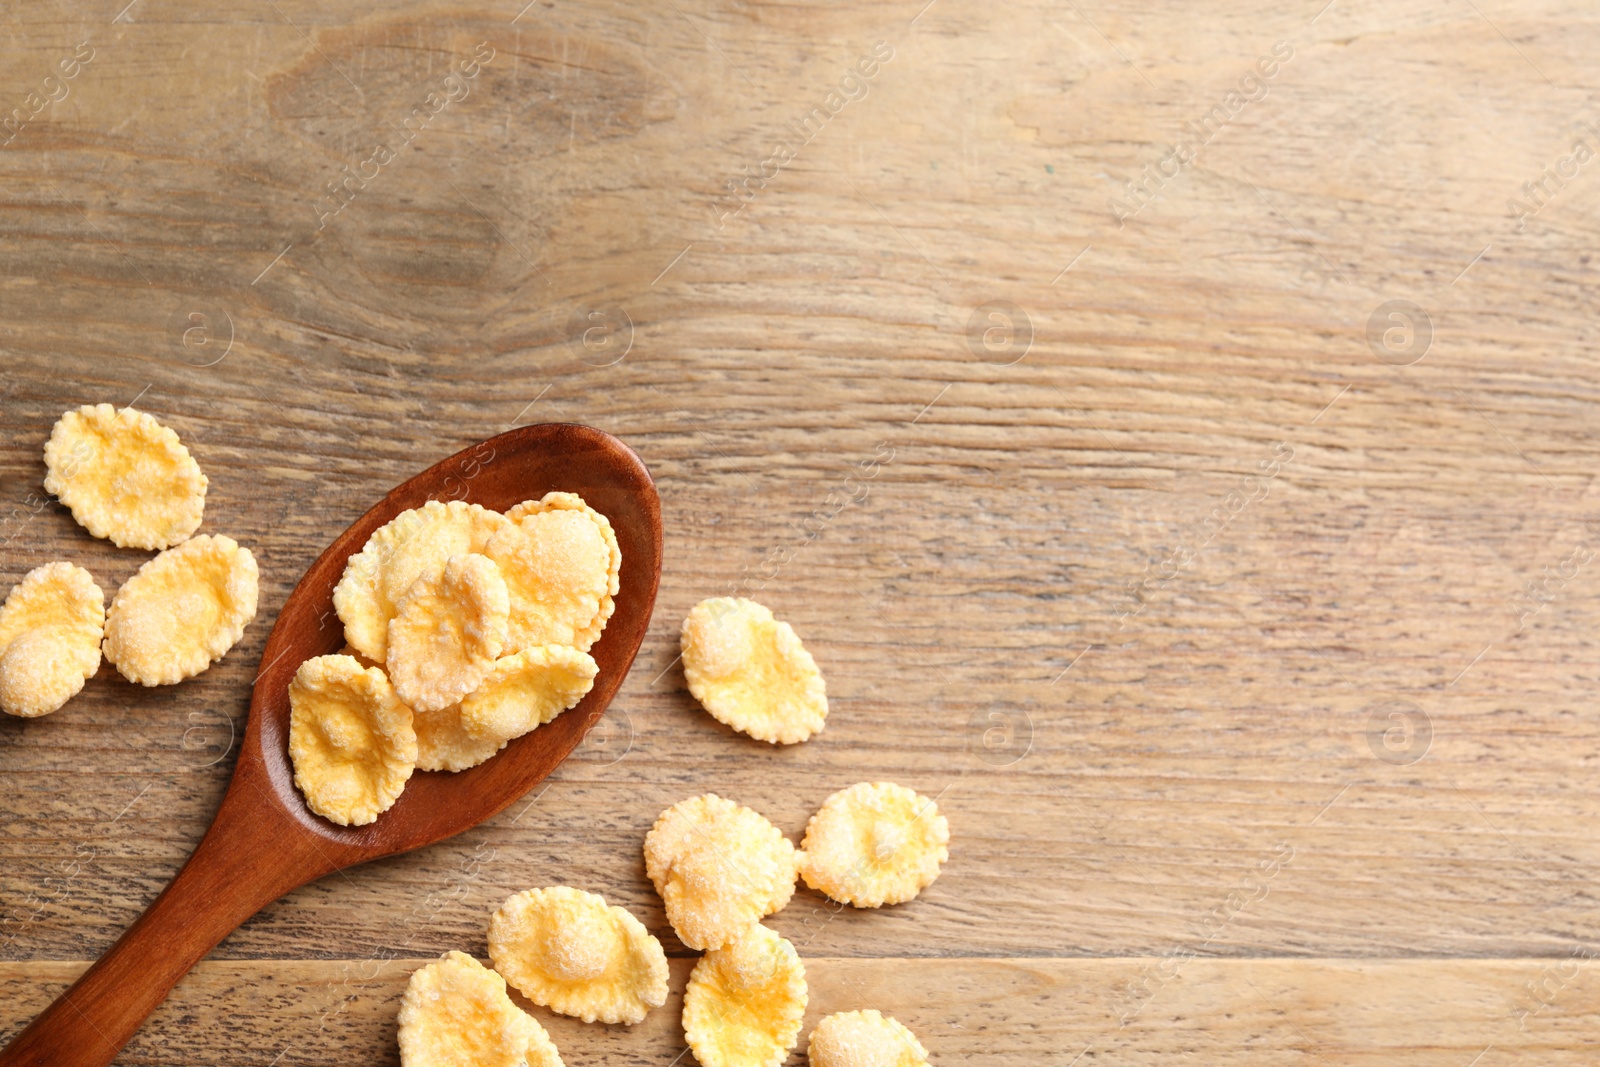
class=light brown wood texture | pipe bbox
[6,957,1600,1064]
[2,0,1599,1061]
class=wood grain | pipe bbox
[5,957,1599,1064]
[5,0,1600,1060]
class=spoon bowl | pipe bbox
[0,422,661,1067]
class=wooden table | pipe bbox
[4,0,1600,1062]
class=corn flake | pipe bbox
[102,534,258,686]
[800,783,949,908]
[413,701,507,773]
[683,923,806,1067]
[410,645,597,772]
[459,644,597,742]
[644,794,800,951]
[334,500,510,663]
[288,654,416,826]
[807,1010,929,1067]
[398,951,563,1067]
[43,404,207,550]
[339,647,483,773]
[680,598,826,745]
[0,562,104,718]
[488,886,669,1025]
[385,553,508,713]
[488,492,619,653]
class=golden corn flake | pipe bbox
[411,645,597,772]
[488,492,619,653]
[102,534,258,686]
[643,794,800,951]
[683,923,806,1067]
[680,598,826,745]
[801,783,949,908]
[458,644,597,742]
[412,701,507,773]
[807,1010,929,1067]
[385,553,508,713]
[0,562,104,718]
[333,500,510,663]
[289,654,416,826]
[398,951,563,1067]
[488,886,669,1025]
[334,649,504,773]
[43,404,207,550]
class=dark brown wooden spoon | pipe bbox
[0,423,661,1067]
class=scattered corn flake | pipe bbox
[800,783,949,908]
[680,598,826,745]
[288,654,416,826]
[807,1010,929,1067]
[488,886,669,1025]
[412,701,507,773]
[459,644,597,742]
[488,492,619,653]
[42,404,207,550]
[682,923,807,1067]
[385,553,509,713]
[333,500,510,663]
[0,562,104,718]
[102,534,258,686]
[398,950,563,1067]
[644,794,800,951]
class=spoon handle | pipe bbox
[0,786,334,1067]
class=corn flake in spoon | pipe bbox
[333,500,510,663]
[486,492,619,653]
[288,654,416,826]
[385,553,509,713]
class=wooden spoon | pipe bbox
[0,423,662,1067]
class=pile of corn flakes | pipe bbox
[0,405,257,719]
[398,776,945,1067]
[290,491,618,825]
[395,592,949,1067]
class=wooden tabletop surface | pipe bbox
[5,0,1600,1063]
